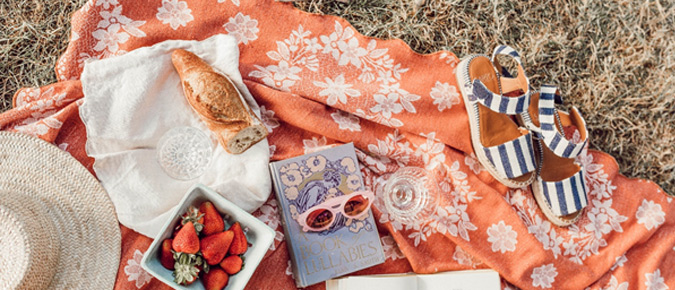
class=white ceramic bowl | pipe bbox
[141,184,275,290]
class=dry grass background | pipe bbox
[1,0,673,194]
[0,0,86,109]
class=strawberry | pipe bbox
[219,255,243,275]
[159,239,175,270]
[172,221,200,254]
[202,267,229,290]
[228,222,248,255]
[173,252,202,285]
[200,201,224,236]
[200,230,234,265]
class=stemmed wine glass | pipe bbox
[156,126,213,180]
[382,166,439,226]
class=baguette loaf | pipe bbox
[171,49,267,154]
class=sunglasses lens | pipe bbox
[305,209,333,229]
[344,194,369,217]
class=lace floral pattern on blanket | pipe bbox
[249,21,420,128]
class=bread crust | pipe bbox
[171,49,267,154]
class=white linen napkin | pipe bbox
[80,34,271,238]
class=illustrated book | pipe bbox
[269,143,385,287]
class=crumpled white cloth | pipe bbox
[80,35,270,238]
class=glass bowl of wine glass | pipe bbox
[382,166,439,226]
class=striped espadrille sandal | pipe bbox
[522,85,589,226]
[456,45,537,188]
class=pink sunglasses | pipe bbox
[295,190,374,232]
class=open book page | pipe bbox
[417,269,500,290]
[326,273,417,290]
[327,270,500,290]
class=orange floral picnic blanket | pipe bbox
[1,1,673,289]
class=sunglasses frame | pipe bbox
[295,190,374,232]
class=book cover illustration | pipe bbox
[269,143,385,287]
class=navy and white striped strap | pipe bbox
[468,45,531,115]
[470,80,530,115]
[482,131,537,179]
[491,45,524,76]
[539,85,588,158]
[492,45,531,94]
[538,168,588,216]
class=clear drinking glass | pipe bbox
[382,166,439,225]
[156,126,213,180]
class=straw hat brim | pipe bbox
[0,132,121,289]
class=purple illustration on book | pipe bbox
[287,154,373,235]
[279,154,373,236]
